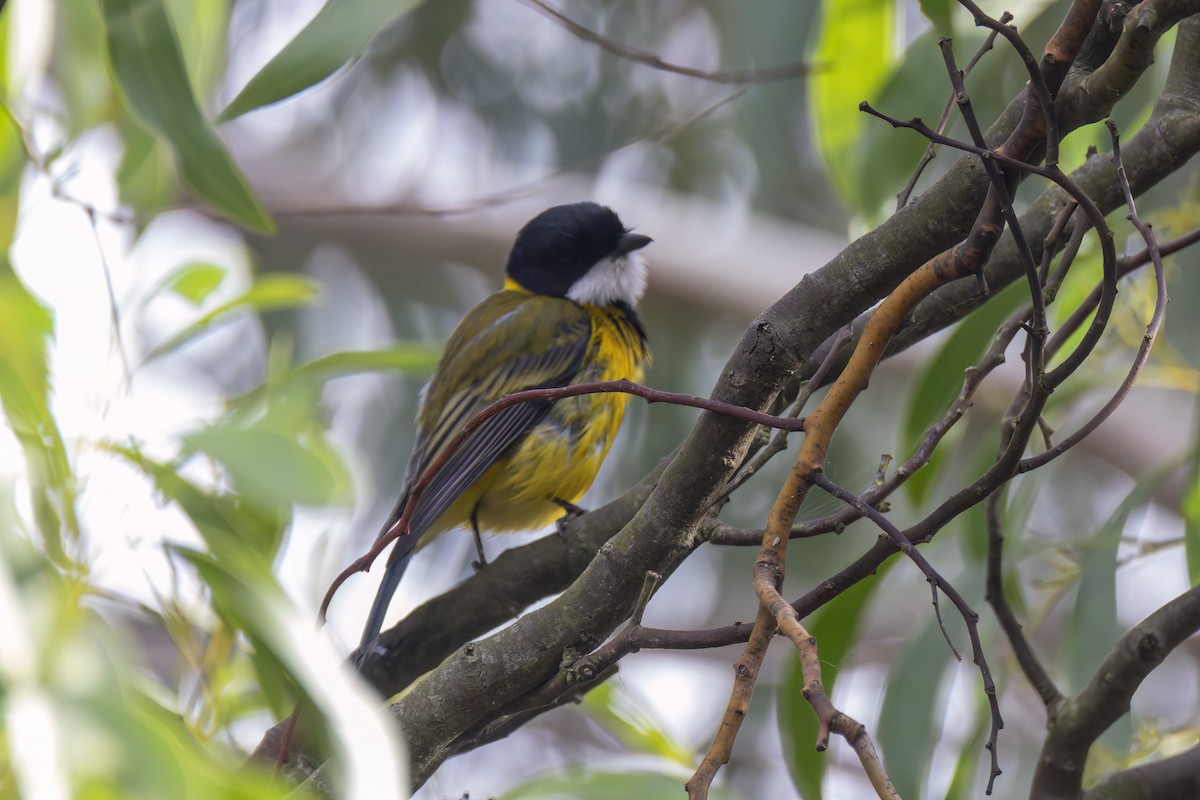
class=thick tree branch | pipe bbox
[1031,585,1200,800]
[259,7,1200,790]
[361,460,667,695]
[1082,744,1200,800]
[800,6,1200,384]
[1057,0,1200,128]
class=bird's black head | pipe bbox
[505,202,652,304]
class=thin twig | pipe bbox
[1032,584,1200,798]
[277,87,746,218]
[713,304,1019,548]
[1039,201,1079,284]
[631,570,661,626]
[716,324,853,503]
[858,102,1118,391]
[686,605,779,800]
[897,13,1013,211]
[810,472,1004,792]
[953,0,1061,164]
[984,490,1063,707]
[1019,119,1168,472]
[929,578,963,660]
[1045,224,1200,359]
[941,38,1050,388]
[519,0,813,84]
[319,379,806,623]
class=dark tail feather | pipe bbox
[355,532,419,669]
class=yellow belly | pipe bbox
[422,303,649,541]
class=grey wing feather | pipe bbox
[375,329,590,545]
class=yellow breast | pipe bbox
[469,302,651,533]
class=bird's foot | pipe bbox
[552,498,587,540]
[471,521,489,572]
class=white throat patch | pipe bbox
[565,250,648,308]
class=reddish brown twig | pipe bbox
[953,0,1064,164]
[717,324,854,504]
[810,472,1004,791]
[857,102,1118,390]
[897,13,1013,211]
[318,379,807,623]
[1019,119,1168,472]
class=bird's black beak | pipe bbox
[613,232,653,257]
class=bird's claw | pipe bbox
[553,498,587,540]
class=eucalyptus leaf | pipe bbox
[219,0,423,121]
[101,0,274,232]
[1185,404,1200,584]
[878,618,954,799]
[186,425,352,507]
[579,682,692,767]
[286,346,442,384]
[810,0,896,216]
[174,548,408,798]
[111,446,290,566]
[902,283,1024,504]
[145,274,320,361]
[0,261,78,564]
[919,0,955,35]
[156,262,228,306]
[1064,459,1185,695]
[779,574,885,799]
[0,105,24,254]
[502,769,738,800]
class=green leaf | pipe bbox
[1185,402,1200,585]
[902,283,1024,505]
[218,0,423,121]
[112,448,290,567]
[186,424,351,507]
[942,693,992,798]
[0,261,78,564]
[56,0,113,137]
[158,262,228,306]
[502,769,738,800]
[101,690,303,799]
[227,344,440,415]
[100,0,274,232]
[1065,459,1186,695]
[878,617,955,799]
[1047,239,1103,370]
[115,109,179,218]
[578,682,693,767]
[285,346,441,383]
[163,0,231,99]
[145,273,320,360]
[0,104,25,251]
[0,482,306,799]
[919,0,955,35]
[779,574,885,799]
[0,11,9,92]
[186,381,352,507]
[174,548,408,796]
[810,0,896,216]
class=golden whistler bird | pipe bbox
[356,202,652,665]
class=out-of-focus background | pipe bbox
[1,1,1198,799]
